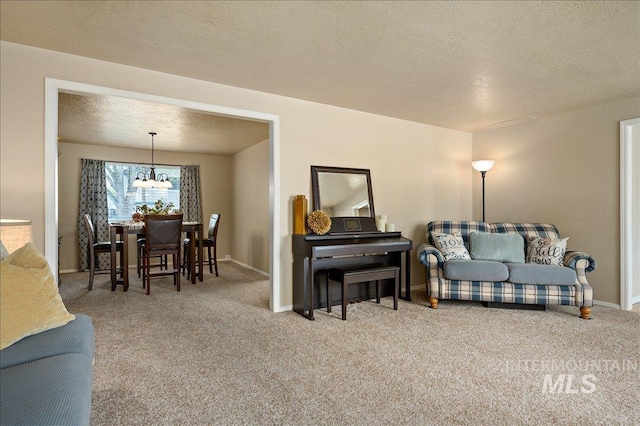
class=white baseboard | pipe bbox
[277,304,293,312]
[62,266,138,273]
[632,295,640,305]
[223,258,270,277]
[593,300,621,309]
[65,259,270,278]
[64,267,141,273]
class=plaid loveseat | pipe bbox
[416,221,596,319]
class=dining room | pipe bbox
[57,92,271,293]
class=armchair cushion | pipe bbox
[0,314,94,370]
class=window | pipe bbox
[105,162,180,221]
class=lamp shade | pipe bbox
[0,219,33,253]
[472,160,495,172]
[156,179,172,189]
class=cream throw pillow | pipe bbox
[432,232,471,261]
[0,243,75,350]
[526,236,568,266]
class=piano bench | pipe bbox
[325,265,400,320]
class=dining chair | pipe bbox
[83,214,124,291]
[182,213,220,279]
[137,234,167,278]
[142,214,183,295]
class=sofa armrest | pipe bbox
[417,243,444,268]
[564,251,597,273]
[564,251,595,311]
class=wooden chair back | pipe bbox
[207,213,221,241]
[144,214,183,251]
[83,214,96,247]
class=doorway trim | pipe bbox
[44,78,282,312]
[620,117,640,311]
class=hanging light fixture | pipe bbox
[132,132,172,189]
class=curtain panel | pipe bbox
[179,165,203,223]
[78,159,109,271]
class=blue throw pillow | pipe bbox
[469,232,525,263]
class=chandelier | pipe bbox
[132,132,172,189]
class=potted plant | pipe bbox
[132,199,175,222]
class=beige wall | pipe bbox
[58,141,232,271]
[1,41,472,309]
[231,139,270,273]
[473,97,640,305]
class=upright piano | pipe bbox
[292,232,413,320]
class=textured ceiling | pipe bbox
[2,1,639,133]
[58,93,269,155]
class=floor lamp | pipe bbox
[472,160,495,222]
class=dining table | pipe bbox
[109,220,204,291]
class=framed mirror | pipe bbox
[311,166,377,234]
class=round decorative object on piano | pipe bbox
[307,210,331,235]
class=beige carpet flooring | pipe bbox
[59,263,640,425]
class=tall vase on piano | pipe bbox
[293,195,308,235]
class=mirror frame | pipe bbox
[310,165,375,219]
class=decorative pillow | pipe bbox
[469,232,525,263]
[0,243,75,350]
[526,236,568,266]
[432,232,471,261]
